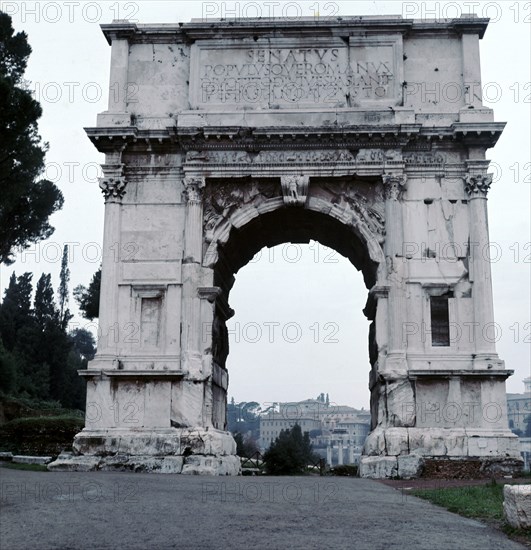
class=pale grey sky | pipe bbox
[1,1,529,408]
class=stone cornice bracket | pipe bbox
[99,163,127,202]
[382,173,407,201]
[183,175,206,204]
[197,286,221,303]
[464,173,492,198]
[281,175,309,207]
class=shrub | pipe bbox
[330,464,359,477]
[0,415,84,455]
[263,424,317,475]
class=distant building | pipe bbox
[507,377,531,434]
[507,378,531,471]
[259,398,325,448]
[258,396,371,466]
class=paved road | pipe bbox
[0,467,525,550]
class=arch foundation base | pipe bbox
[360,427,523,479]
[47,429,241,475]
[47,426,523,478]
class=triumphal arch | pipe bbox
[50,16,522,477]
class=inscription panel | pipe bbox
[189,36,403,109]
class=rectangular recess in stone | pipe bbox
[141,296,162,347]
[430,295,451,347]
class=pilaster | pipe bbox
[96,162,127,358]
[382,171,408,373]
[181,176,206,378]
[464,161,497,362]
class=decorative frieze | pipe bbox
[186,149,357,165]
[403,151,445,165]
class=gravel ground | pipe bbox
[0,467,526,550]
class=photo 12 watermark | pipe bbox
[0,1,140,23]
[201,480,339,504]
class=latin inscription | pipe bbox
[198,47,395,105]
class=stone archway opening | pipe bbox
[221,236,372,460]
[224,239,369,405]
[203,185,382,437]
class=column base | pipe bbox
[359,427,523,479]
[47,428,241,476]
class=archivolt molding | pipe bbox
[202,179,386,276]
[323,180,386,242]
[203,179,279,242]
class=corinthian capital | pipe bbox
[382,173,407,200]
[183,175,206,203]
[99,177,127,200]
[99,164,127,201]
[464,173,492,197]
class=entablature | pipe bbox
[85,121,504,155]
[100,16,489,45]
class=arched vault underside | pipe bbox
[49,15,523,478]
[211,189,380,292]
[203,186,382,435]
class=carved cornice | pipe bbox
[464,173,492,198]
[197,286,221,303]
[280,175,309,207]
[85,122,505,154]
[183,175,205,203]
[382,173,407,200]
[100,17,490,44]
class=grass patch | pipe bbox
[411,481,531,544]
[411,480,505,521]
[1,462,48,472]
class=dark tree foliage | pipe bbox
[0,271,88,410]
[58,245,71,327]
[524,415,531,438]
[263,424,317,475]
[74,267,101,320]
[0,11,63,264]
[234,432,259,457]
[69,328,96,361]
[0,272,32,351]
[227,400,261,442]
[0,339,17,393]
[34,273,55,326]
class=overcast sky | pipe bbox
[1,1,529,409]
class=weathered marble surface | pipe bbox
[49,16,521,477]
[503,485,531,529]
